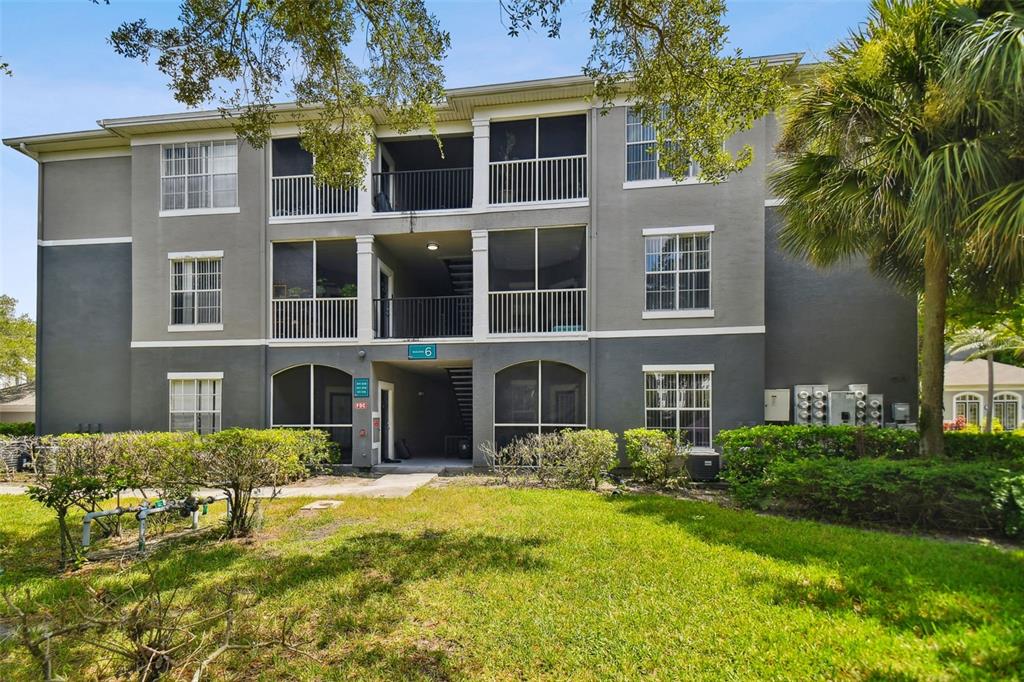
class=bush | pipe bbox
[623,428,682,485]
[755,457,1018,537]
[196,428,329,537]
[485,429,618,490]
[0,422,33,437]
[944,432,1024,463]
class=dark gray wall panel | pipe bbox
[38,244,132,434]
[764,206,918,409]
[129,346,266,431]
[42,157,132,241]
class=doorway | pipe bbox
[378,261,394,338]
[378,380,396,463]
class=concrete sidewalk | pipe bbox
[0,473,436,500]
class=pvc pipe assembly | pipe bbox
[80,495,227,552]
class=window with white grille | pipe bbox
[169,377,221,434]
[170,257,222,326]
[161,140,238,211]
[625,108,695,182]
[645,233,711,311]
[954,392,982,426]
[645,370,712,448]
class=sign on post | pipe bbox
[353,378,370,398]
[407,344,437,360]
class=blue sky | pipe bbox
[0,0,869,318]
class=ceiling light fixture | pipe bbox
[426,241,439,251]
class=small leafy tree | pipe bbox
[0,294,34,385]
[193,429,328,537]
[559,429,619,490]
[26,435,136,567]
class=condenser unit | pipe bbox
[828,391,858,426]
[866,394,884,427]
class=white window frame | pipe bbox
[953,392,983,426]
[169,252,224,331]
[642,226,713,318]
[168,372,223,434]
[624,107,703,188]
[493,360,589,436]
[993,392,1021,431]
[159,139,240,216]
[643,365,713,449]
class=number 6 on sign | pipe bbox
[407,344,437,360]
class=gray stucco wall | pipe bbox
[590,106,768,332]
[130,141,267,343]
[764,206,918,412]
[129,346,266,432]
[41,156,132,241]
[37,244,132,434]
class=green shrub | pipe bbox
[623,428,681,485]
[993,473,1024,539]
[0,422,34,437]
[484,429,618,490]
[944,432,1024,463]
[559,429,619,490]
[753,457,1020,537]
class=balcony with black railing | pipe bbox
[372,167,472,212]
[374,296,473,339]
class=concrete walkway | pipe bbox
[0,473,436,500]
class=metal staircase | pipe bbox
[445,366,474,435]
[443,257,473,296]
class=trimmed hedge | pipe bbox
[756,458,1020,537]
[717,425,1024,485]
[0,422,34,437]
[717,425,1024,538]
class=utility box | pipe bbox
[866,394,884,427]
[764,389,791,422]
[828,391,859,426]
[892,402,911,423]
[848,384,869,398]
[794,385,829,425]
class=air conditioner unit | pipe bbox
[828,391,858,426]
[686,452,721,481]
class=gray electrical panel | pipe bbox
[865,394,884,427]
[793,385,829,425]
[828,391,859,426]
[892,402,911,423]
[764,389,791,422]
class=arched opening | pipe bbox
[272,364,353,463]
[993,392,1021,431]
[493,360,586,449]
[953,392,983,427]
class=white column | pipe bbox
[356,235,375,343]
[358,135,375,217]
[472,229,489,340]
[472,118,490,209]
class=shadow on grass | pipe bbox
[609,493,1024,677]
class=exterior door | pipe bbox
[378,263,393,338]
[379,381,395,461]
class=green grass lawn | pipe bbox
[2,484,1023,680]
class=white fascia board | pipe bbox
[39,148,131,163]
[38,236,132,247]
[132,129,238,146]
[167,250,224,260]
[642,364,716,372]
[167,371,224,380]
[642,225,715,236]
[476,99,592,122]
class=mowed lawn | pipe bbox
[2,484,1023,680]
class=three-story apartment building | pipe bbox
[4,61,919,467]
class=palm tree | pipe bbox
[770,0,1024,456]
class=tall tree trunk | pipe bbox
[986,352,994,433]
[919,241,948,457]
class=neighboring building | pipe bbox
[0,381,35,423]
[944,360,1024,431]
[3,59,918,466]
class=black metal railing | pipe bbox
[374,296,473,339]
[372,167,472,212]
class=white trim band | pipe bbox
[167,250,224,260]
[642,309,715,320]
[167,324,224,333]
[764,198,786,207]
[134,339,266,348]
[38,236,132,247]
[167,371,224,380]
[160,207,240,218]
[643,364,715,372]
[642,225,715,236]
[592,325,765,339]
